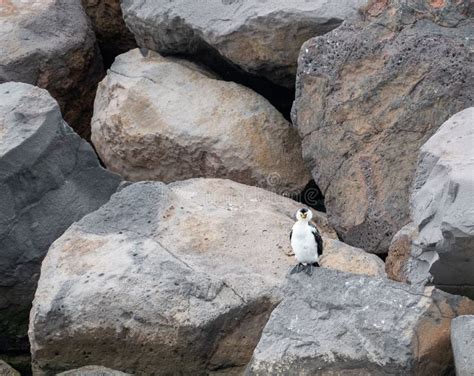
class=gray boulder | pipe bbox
[0,0,103,137]
[292,0,474,253]
[120,0,366,88]
[451,316,474,376]
[0,82,121,354]
[29,178,381,375]
[246,268,474,375]
[409,108,474,296]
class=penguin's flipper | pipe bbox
[290,263,303,274]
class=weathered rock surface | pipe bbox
[29,178,381,374]
[292,0,474,254]
[81,0,136,62]
[409,108,474,296]
[92,49,311,194]
[0,360,20,376]
[121,0,365,88]
[0,82,121,354]
[246,268,474,375]
[386,222,418,283]
[322,238,386,278]
[451,315,474,376]
[0,0,103,137]
[57,365,132,376]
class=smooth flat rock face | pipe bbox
[246,268,474,376]
[29,178,379,375]
[92,49,311,194]
[0,0,103,137]
[292,0,474,254]
[406,108,474,296]
[121,0,366,87]
[57,365,132,376]
[451,316,474,376]
[0,82,121,354]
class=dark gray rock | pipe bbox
[292,0,474,254]
[246,268,474,375]
[0,82,121,354]
[0,0,103,137]
[121,0,365,88]
[451,316,474,376]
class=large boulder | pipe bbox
[121,0,366,88]
[81,0,136,63]
[0,0,103,137]
[292,0,474,253]
[246,268,474,375]
[0,82,121,354]
[29,178,381,374]
[451,316,474,376]
[92,49,311,194]
[410,108,474,296]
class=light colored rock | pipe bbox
[0,0,104,137]
[406,108,474,297]
[29,178,380,375]
[28,179,312,374]
[386,222,418,283]
[246,268,474,376]
[121,0,365,87]
[0,82,121,354]
[57,365,132,376]
[0,360,20,376]
[81,0,136,58]
[292,0,474,254]
[92,49,311,194]
[451,315,474,376]
[321,238,386,278]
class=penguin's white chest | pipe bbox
[291,223,318,264]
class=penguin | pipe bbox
[289,208,323,276]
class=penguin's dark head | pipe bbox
[296,208,312,221]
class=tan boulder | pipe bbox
[91,49,311,194]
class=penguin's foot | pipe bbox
[290,263,304,274]
[305,264,313,276]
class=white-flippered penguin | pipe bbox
[289,208,323,276]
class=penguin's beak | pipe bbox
[301,213,307,219]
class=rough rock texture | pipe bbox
[92,49,311,194]
[29,178,379,375]
[57,365,132,376]
[0,360,20,376]
[81,0,136,63]
[451,315,474,376]
[408,108,474,297]
[246,268,474,376]
[322,238,386,278]
[0,82,121,354]
[292,0,474,254]
[0,0,104,137]
[121,0,366,88]
[386,222,418,283]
